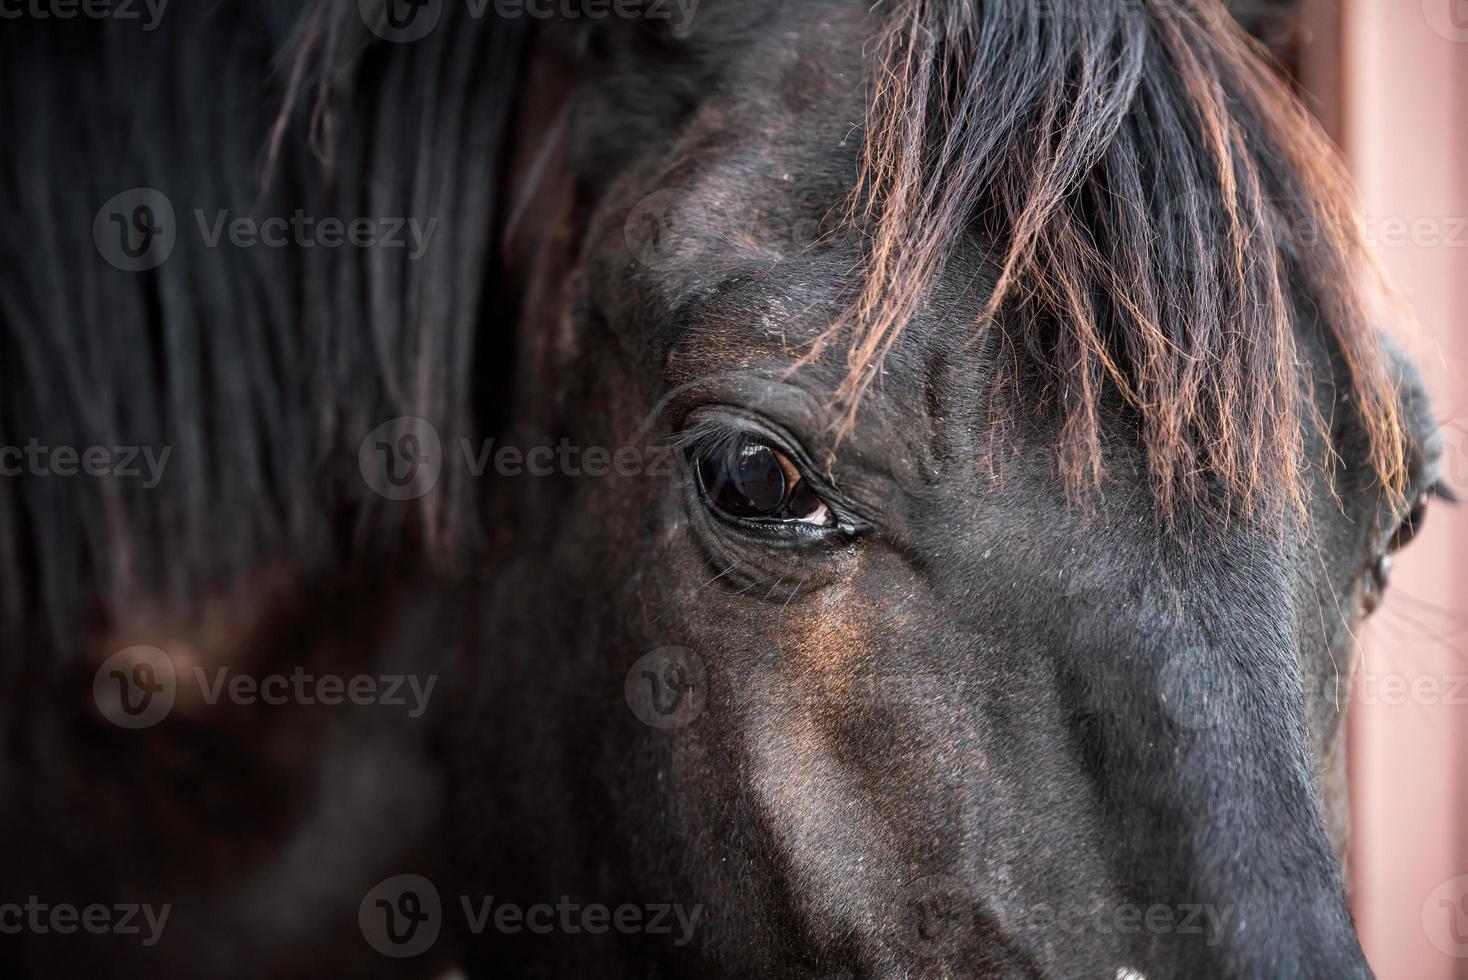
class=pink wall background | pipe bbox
[1314,2,1468,977]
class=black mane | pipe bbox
[0,1,526,657]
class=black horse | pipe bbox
[0,0,1447,977]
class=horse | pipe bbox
[0,0,1447,977]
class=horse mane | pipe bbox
[0,2,527,657]
[837,0,1407,521]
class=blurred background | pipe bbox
[1259,1,1468,977]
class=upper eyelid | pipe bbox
[671,410,827,484]
[659,369,833,439]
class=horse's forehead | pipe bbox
[655,2,873,189]
[729,2,873,116]
[591,0,979,414]
[587,3,897,356]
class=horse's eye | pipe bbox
[694,438,831,527]
[1389,497,1430,553]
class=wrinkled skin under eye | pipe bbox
[693,437,831,527]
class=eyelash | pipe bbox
[670,417,758,468]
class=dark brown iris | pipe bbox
[695,438,826,524]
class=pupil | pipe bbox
[701,441,787,517]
